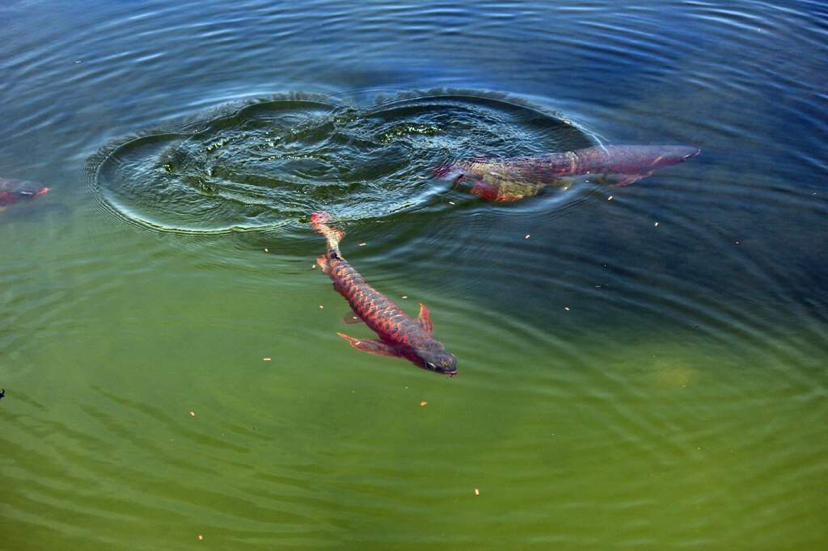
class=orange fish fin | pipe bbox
[417,302,433,334]
[337,332,398,357]
[316,256,328,273]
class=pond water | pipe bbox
[1,1,826,549]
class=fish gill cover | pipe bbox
[87,90,594,239]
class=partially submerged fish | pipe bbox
[437,145,700,202]
[310,212,457,375]
[0,179,50,210]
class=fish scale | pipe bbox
[310,211,457,375]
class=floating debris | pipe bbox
[524,234,530,239]
[401,295,408,300]
[319,305,324,309]
[264,248,269,252]
[654,222,659,227]
[197,534,204,541]
[263,357,272,362]
[474,488,480,496]
[608,195,613,201]
[564,306,570,311]
[358,242,366,247]
[420,401,427,407]
[189,411,196,417]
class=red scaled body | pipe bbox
[438,145,700,202]
[0,179,49,209]
[311,212,457,375]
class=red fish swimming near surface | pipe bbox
[437,145,700,202]
[310,212,457,375]
[0,179,50,210]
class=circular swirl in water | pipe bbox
[88,91,594,235]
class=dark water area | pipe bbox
[1,1,827,549]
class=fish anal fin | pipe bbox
[337,332,399,357]
[417,302,433,334]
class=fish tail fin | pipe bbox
[310,211,345,256]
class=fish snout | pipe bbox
[424,353,458,376]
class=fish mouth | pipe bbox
[681,148,701,161]
[424,361,458,376]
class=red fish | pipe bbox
[437,145,700,202]
[0,179,50,210]
[310,212,457,375]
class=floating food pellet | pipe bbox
[311,264,316,269]
[189,411,196,417]
[359,242,366,247]
[264,248,269,252]
[474,488,480,496]
[263,357,272,362]
[420,401,427,407]
[198,534,203,541]
[319,305,324,309]
[525,234,530,239]
[564,306,570,311]
[402,295,408,300]
[654,222,659,227]
[608,195,613,201]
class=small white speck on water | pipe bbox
[654,222,659,227]
[448,201,455,205]
[608,195,613,201]
[564,306,570,311]
[735,241,740,245]
[311,264,316,269]
[402,295,408,299]
[263,357,272,362]
[264,248,269,252]
[319,305,324,309]
[525,234,530,239]
[474,488,480,496]
[359,242,366,247]
[189,411,195,417]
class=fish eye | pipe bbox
[425,362,437,371]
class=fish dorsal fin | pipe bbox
[417,302,433,334]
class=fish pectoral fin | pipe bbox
[417,302,433,334]
[612,172,651,187]
[337,333,399,357]
[316,256,328,273]
[342,310,363,324]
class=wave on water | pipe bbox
[86,89,595,239]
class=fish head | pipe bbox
[434,163,471,189]
[411,342,458,376]
[649,146,701,169]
